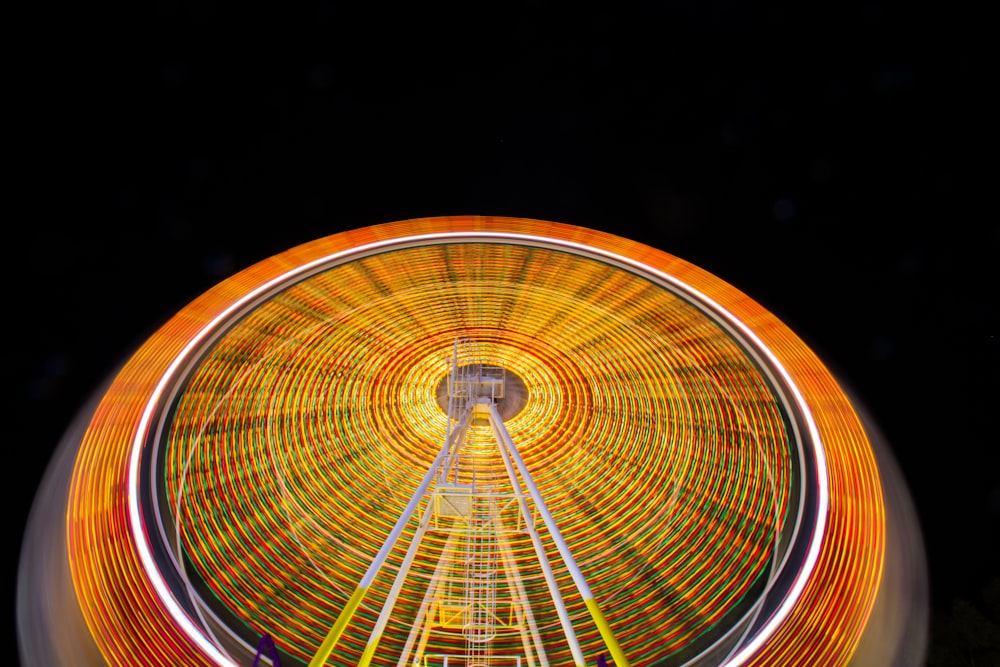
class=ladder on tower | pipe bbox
[463,491,500,666]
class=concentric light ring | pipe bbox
[63,217,884,666]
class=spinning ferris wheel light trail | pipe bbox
[17,216,927,666]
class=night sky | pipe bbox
[12,0,996,661]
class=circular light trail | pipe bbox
[52,217,884,666]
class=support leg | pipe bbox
[488,403,630,667]
[307,408,472,667]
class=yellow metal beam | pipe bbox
[307,585,368,667]
[585,598,630,667]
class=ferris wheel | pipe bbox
[18,217,898,666]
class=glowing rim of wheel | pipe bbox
[66,216,885,666]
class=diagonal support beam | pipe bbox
[488,405,584,667]
[487,402,631,667]
[396,531,459,667]
[357,502,434,667]
[307,406,473,667]
[497,531,549,667]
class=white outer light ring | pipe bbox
[127,231,829,665]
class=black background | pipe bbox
[12,0,996,662]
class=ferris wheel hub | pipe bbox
[435,365,529,421]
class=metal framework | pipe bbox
[308,339,630,667]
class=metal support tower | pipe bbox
[308,339,630,667]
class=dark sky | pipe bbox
[12,0,996,660]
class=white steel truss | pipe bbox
[307,339,630,667]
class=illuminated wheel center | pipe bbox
[434,365,529,421]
